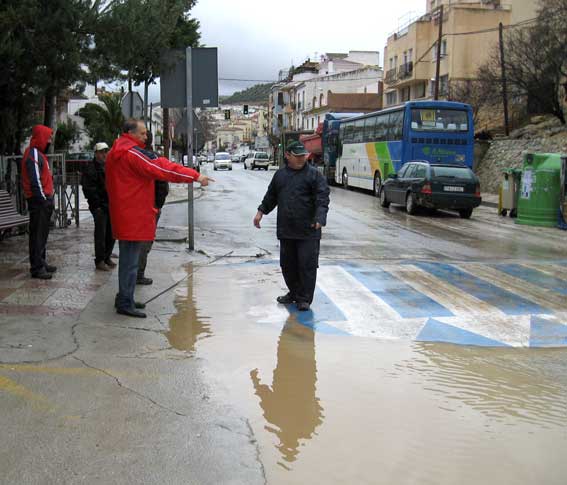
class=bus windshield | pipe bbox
[410,108,468,133]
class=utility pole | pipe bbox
[499,22,510,137]
[163,108,170,156]
[185,47,195,251]
[434,5,444,100]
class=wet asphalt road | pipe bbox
[157,163,567,483]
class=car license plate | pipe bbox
[443,186,464,192]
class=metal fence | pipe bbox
[0,153,80,230]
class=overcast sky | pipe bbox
[144,0,426,101]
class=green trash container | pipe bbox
[516,152,562,227]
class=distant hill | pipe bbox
[222,83,274,105]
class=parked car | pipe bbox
[213,152,232,171]
[231,154,241,163]
[380,162,481,218]
[244,151,270,170]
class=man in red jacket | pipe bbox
[106,118,213,318]
[21,125,56,280]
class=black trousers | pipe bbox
[27,197,54,275]
[279,239,320,304]
[92,208,115,264]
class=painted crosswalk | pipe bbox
[281,261,567,348]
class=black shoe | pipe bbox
[113,300,146,309]
[296,302,311,311]
[31,271,52,280]
[116,307,147,318]
[136,276,153,285]
[276,293,295,304]
[104,259,117,268]
[44,264,57,273]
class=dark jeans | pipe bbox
[27,197,54,275]
[279,239,320,304]
[137,210,161,278]
[115,241,142,310]
[92,207,115,264]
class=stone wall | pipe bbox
[475,118,567,194]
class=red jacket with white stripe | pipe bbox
[106,133,200,241]
[21,125,54,200]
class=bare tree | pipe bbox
[476,0,566,124]
[448,80,498,124]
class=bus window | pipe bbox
[388,110,404,140]
[344,123,354,143]
[353,119,365,143]
[410,108,468,132]
[363,116,377,143]
[375,114,388,141]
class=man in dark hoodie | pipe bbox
[21,125,56,280]
[81,142,116,271]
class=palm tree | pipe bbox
[78,93,124,148]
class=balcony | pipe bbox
[398,61,413,80]
[385,67,398,84]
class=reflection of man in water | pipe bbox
[250,318,324,464]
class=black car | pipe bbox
[380,162,481,218]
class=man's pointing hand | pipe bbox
[197,174,215,186]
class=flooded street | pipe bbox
[162,165,567,483]
[168,258,567,484]
[2,164,567,484]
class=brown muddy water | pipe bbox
[167,263,567,485]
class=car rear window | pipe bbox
[431,166,474,179]
[255,153,268,159]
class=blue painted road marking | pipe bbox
[529,316,567,347]
[415,262,549,315]
[494,264,567,296]
[417,318,510,347]
[284,288,349,335]
[347,268,453,319]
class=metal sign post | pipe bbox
[160,46,218,252]
[186,47,195,250]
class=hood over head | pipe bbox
[30,125,54,152]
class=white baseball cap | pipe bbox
[94,142,109,151]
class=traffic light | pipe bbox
[243,104,249,115]
[224,109,230,120]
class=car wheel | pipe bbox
[373,172,382,197]
[380,187,390,208]
[342,169,349,189]
[244,163,247,170]
[252,163,256,170]
[459,208,473,219]
[265,167,268,171]
[214,167,217,171]
[499,209,507,217]
[406,192,418,215]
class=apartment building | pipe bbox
[268,52,382,136]
[383,0,537,107]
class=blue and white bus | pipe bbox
[335,100,474,195]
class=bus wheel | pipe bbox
[373,172,382,197]
[342,169,349,189]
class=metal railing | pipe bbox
[385,67,398,84]
[399,61,414,79]
[0,153,80,230]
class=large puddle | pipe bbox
[167,263,567,484]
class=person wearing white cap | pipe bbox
[81,142,116,271]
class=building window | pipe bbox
[386,91,397,106]
[414,82,426,98]
[319,93,324,106]
[313,96,317,108]
[408,49,413,62]
[389,57,394,69]
[432,40,448,60]
[401,86,411,102]
[277,92,284,107]
[440,75,449,96]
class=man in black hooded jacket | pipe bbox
[254,140,330,311]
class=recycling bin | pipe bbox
[516,152,562,227]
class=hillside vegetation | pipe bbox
[222,83,274,104]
